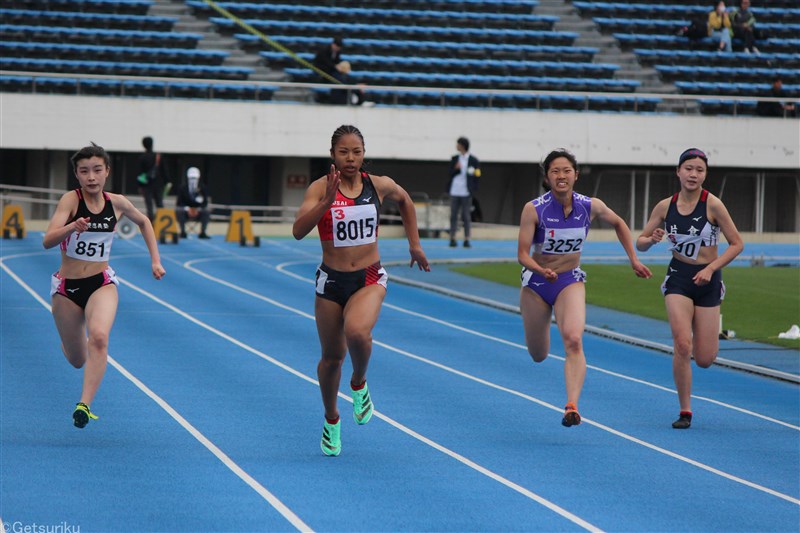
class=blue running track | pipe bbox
[1,234,798,532]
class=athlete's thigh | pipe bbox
[664,294,695,339]
[343,284,386,334]
[52,295,87,352]
[520,287,552,356]
[692,305,720,362]
[84,284,119,337]
[553,282,586,339]
[315,296,347,358]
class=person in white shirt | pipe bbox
[446,137,481,248]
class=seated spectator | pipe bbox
[708,1,733,53]
[757,77,797,118]
[731,0,761,54]
[176,167,211,239]
[312,36,345,104]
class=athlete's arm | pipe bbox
[516,202,556,281]
[694,194,744,284]
[593,197,652,279]
[376,174,430,271]
[636,199,669,252]
[293,166,340,240]
[115,194,165,280]
[42,192,86,249]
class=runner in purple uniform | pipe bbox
[517,149,652,427]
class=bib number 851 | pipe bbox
[75,241,106,257]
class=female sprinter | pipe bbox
[518,149,652,427]
[293,125,430,456]
[43,143,165,428]
[637,148,743,429]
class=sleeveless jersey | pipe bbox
[531,191,591,255]
[317,172,381,247]
[60,189,117,262]
[665,189,719,261]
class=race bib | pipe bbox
[538,227,586,254]
[330,204,378,247]
[667,233,702,260]
[64,231,114,262]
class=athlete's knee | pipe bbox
[561,331,583,356]
[527,346,548,363]
[673,337,693,359]
[694,353,717,368]
[344,326,372,350]
[86,330,109,354]
[61,343,85,368]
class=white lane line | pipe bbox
[182,257,799,506]
[274,260,799,431]
[0,257,315,533]
[118,265,606,533]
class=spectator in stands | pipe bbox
[176,166,211,239]
[447,136,480,248]
[677,15,709,43]
[313,36,344,81]
[757,77,797,118]
[637,148,743,429]
[707,1,733,53]
[137,136,166,221]
[731,0,760,54]
[312,36,345,104]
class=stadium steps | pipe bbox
[148,0,293,90]
[536,0,684,111]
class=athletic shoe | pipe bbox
[320,418,341,456]
[351,381,374,425]
[73,402,98,428]
[463,240,471,248]
[672,411,692,429]
[561,403,581,427]
[449,239,457,247]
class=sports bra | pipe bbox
[60,189,117,262]
[317,172,381,248]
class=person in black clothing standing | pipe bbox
[137,136,166,221]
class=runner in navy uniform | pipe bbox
[518,149,651,427]
[293,125,430,456]
[637,148,743,429]
[43,143,165,428]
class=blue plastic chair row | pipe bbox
[261,51,618,78]
[0,24,203,47]
[285,67,640,92]
[574,2,800,23]
[0,41,228,65]
[1,75,277,100]
[237,34,596,59]
[187,1,556,26]
[0,8,176,30]
[614,33,800,51]
[597,17,800,38]
[211,18,577,44]
[6,0,152,15]
[656,65,800,83]
[0,57,253,79]
[634,49,800,66]
[675,81,800,97]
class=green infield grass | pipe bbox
[450,263,800,350]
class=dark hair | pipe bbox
[678,148,708,167]
[539,149,578,191]
[142,136,153,151]
[331,124,364,151]
[333,36,344,48]
[70,142,110,171]
[457,136,470,151]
